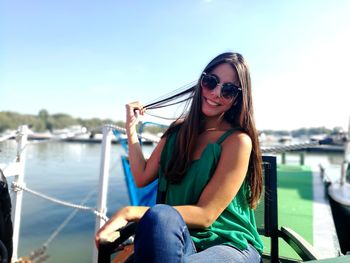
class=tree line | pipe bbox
[0,110,122,133]
[0,110,166,135]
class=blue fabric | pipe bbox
[121,156,157,206]
[134,205,261,263]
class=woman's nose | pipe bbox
[210,84,222,98]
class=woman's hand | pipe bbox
[95,206,149,248]
[125,101,145,137]
[95,207,129,248]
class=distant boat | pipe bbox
[278,135,292,144]
[28,131,53,140]
[327,180,350,254]
[326,139,350,254]
[311,131,348,146]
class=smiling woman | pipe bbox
[96,52,264,263]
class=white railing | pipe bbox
[92,125,113,263]
[1,125,113,263]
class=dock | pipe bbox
[268,164,340,260]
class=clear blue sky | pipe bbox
[1,0,349,130]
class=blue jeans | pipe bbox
[134,204,261,263]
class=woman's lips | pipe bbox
[205,97,221,106]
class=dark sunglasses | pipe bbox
[200,72,242,100]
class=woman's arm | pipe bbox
[95,205,149,246]
[174,131,252,228]
[125,102,166,187]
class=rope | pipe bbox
[104,124,161,144]
[11,182,108,221]
[16,156,121,260]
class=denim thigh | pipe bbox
[186,244,261,263]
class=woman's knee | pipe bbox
[140,204,182,229]
[136,204,186,245]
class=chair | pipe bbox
[0,240,8,263]
[257,156,320,263]
[97,155,320,263]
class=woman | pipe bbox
[95,52,263,262]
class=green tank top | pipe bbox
[158,128,263,253]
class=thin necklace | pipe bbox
[205,113,224,132]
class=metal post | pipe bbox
[281,152,286,164]
[92,126,112,263]
[11,125,28,261]
[300,152,305,166]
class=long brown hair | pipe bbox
[145,52,262,209]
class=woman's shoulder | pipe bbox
[223,129,252,150]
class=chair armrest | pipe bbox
[279,226,321,261]
[98,222,138,263]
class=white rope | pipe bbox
[11,182,108,221]
[18,157,122,260]
[100,123,126,134]
[104,123,161,144]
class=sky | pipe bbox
[1,0,349,131]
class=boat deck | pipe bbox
[261,164,340,260]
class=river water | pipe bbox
[0,140,345,262]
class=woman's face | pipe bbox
[201,63,240,118]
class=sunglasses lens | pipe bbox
[221,84,240,99]
[201,75,218,90]
[201,73,241,99]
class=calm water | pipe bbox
[0,140,154,262]
[0,140,344,262]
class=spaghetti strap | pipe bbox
[216,127,244,145]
